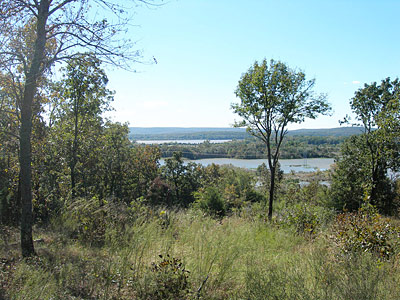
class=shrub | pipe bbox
[245,189,266,203]
[286,203,321,237]
[60,197,107,246]
[333,204,400,260]
[146,177,174,207]
[194,186,226,217]
[137,254,191,300]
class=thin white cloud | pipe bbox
[352,80,360,84]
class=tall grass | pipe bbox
[1,207,400,299]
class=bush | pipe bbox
[137,254,191,300]
[146,177,174,207]
[60,197,107,246]
[333,204,400,260]
[285,203,321,237]
[194,186,226,217]
[245,189,266,203]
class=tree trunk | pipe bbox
[268,165,276,220]
[20,85,35,256]
[70,160,77,198]
[70,96,80,199]
[20,0,49,257]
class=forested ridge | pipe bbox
[1,1,400,299]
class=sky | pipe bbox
[105,0,400,129]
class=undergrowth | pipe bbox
[1,203,400,299]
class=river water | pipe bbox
[141,140,335,173]
[137,139,232,144]
[159,157,335,173]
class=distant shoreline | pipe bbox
[159,157,335,173]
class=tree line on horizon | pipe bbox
[128,126,365,141]
[153,135,344,160]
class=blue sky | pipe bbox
[106,0,400,129]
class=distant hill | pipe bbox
[286,127,365,137]
[130,127,246,135]
[129,127,247,140]
[129,127,364,140]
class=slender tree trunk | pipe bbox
[70,124,78,199]
[70,97,80,199]
[268,165,276,220]
[70,161,77,198]
[20,77,36,256]
[20,0,49,257]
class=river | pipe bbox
[137,139,232,144]
[159,157,335,173]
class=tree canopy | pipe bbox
[232,59,331,219]
[332,78,400,213]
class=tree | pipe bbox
[0,59,49,226]
[161,152,202,207]
[332,78,400,213]
[232,59,330,219]
[0,0,158,256]
[330,135,396,213]
[53,55,113,199]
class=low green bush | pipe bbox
[136,254,191,300]
[333,204,400,260]
[61,196,107,246]
[287,203,321,237]
[277,202,334,237]
[194,186,226,217]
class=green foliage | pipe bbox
[286,203,321,237]
[158,135,344,160]
[146,176,174,207]
[232,58,331,219]
[244,189,266,203]
[333,78,400,214]
[138,254,191,300]
[276,179,334,237]
[61,197,107,246]
[330,134,397,214]
[333,204,400,260]
[194,186,226,217]
[50,55,114,200]
[161,152,202,207]
[0,71,49,225]
[191,164,265,217]
[232,59,330,129]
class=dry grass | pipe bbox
[1,209,400,299]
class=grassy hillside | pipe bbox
[1,204,399,299]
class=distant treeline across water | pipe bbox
[129,126,364,141]
[130,127,364,160]
[151,136,343,160]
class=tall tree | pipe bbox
[54,55,113,199]
[0,0,157,256]
[332,78,400,213]
[232,59,330,219]
[350,78,400,201]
